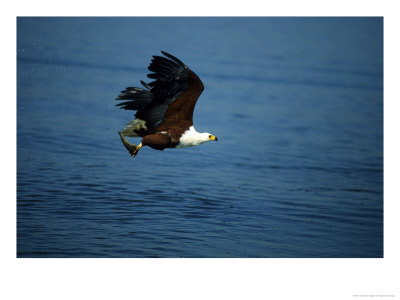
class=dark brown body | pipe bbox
[141,131,179,150]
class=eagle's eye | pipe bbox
[208,135,212,138]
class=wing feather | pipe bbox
[115,51,204,132]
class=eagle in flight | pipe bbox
[116,51,218,158]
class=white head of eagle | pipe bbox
[116,51,218,158]
[176,126,218,148]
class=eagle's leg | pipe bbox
[118,131,140,157]
[131,143,142,157]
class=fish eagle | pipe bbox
[116,51,218,158]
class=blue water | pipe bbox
[17,17,383,257]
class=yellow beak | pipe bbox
[210,135,218,141]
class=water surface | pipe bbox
[17,17,383,257]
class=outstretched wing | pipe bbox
[115,51,204,132]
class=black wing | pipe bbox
[115,51,203,131]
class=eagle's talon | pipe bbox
[131,143,142,157]
[130,148,137,157]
